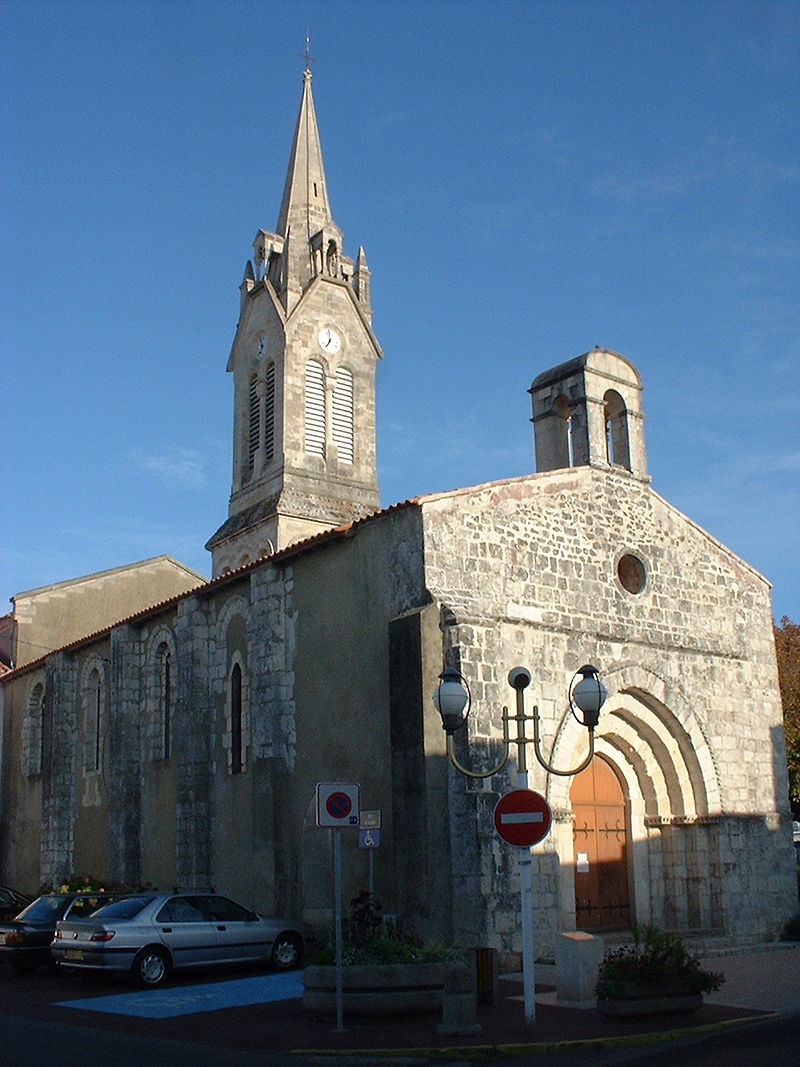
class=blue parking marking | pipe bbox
[56,970,304,1018]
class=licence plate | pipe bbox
[65,949,83,960]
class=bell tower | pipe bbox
[207,62,382,576]
[529,347,648,481]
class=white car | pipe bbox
[52,891,304,987]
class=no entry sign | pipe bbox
[493,789,552,847]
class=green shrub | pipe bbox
[313,889,459,966]
[595,924,724,999]
[314,934,459,966]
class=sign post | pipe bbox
[316,782,360,1031]
[359,810,381,898]
[493,786,552,1029]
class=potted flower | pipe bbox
[595,924,724,1017]
[303,891,463,1016]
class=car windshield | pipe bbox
[15,895,70,922]
[89,896,152,920]
[67,895,113,919]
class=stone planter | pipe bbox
[597,981,703,1018]
[303,961,453,1016]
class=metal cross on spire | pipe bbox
[301,29,315,76]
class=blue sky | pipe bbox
[2,0,798,622]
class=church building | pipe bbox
[0,63,795,962]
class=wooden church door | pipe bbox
[570,756,631,931]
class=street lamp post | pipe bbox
[433,663,607,1030]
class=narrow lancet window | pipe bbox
[159,645,172,761]
[85,668,102,772]
[231,663,243,775]
[25,682,45,777]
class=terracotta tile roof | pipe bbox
[0,497,421,683]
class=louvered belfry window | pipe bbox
[305,361,326,456]
[248,374,260,473]
[264,362,275,463]
[332,367,354,464]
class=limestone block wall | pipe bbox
[0,668,47,892]
[216,273,381,575]
[106,624,143,883]
[173,594,214,891]
[278,504,430,930]
[418,469,795,955]
[40,653,81,886]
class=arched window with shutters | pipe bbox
[332,367,354,464]
[264,362,275,464]
[304,360,326,456]
[248,374,260,475]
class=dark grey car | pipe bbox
[1,892,118,972]
[52,892,304,987]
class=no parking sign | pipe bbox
[315,782,360,827]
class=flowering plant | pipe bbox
[39,874,152,896]
[595,924,724,999]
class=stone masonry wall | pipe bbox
[419,468,795,955]
[40,652,80,886]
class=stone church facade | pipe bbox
[1,64,795,961]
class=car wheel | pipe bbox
[132,946,170,988]
[270,932,303,971]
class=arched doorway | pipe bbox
[570,755,631,931]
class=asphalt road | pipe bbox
[3,1008,799,1066]
[1,948,797,1066]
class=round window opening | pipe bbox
[617,553,647,594]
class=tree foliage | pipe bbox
[774,616,800,807]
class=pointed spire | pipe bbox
[275,64,332,243]
[353,246,372,320]
[239,259,255,312]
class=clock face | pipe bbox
[256,336,267,360]
[318,327,341,353]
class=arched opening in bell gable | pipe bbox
[551,394,573,467]
[604,389,631,470]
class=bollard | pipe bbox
[555,931,604,1003]
[475,946,497,1005]
[437,963,482,1037]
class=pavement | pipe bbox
[1,942,798,1065]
